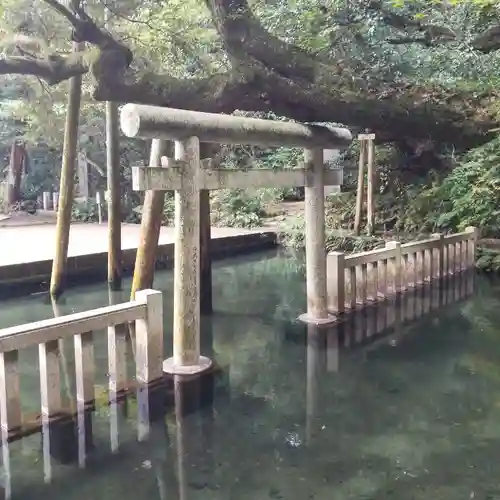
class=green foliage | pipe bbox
[476,248,500,272]
[162,195,176,225]
[72,198,103,222]
[277,211,384,253]
[402,137,500,237]
[211,189,265,228]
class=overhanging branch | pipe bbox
[0,0,498,152]
[41,0,81,28]
[0,53,88,84]
[93,71,269,114]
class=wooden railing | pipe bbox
[327,227,478,314]
[0,289,163,432]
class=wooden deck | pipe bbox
[0,223,277,294]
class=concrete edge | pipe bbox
[0,231,277,299]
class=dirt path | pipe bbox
[0,211,57,227]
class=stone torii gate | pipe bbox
[120,104,352,376]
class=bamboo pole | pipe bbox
[353,140,366,236]
[130,140,168,298]
[106,101,122,287]
[50,41,84,298]
[366,137,375,236]
[105,8,122,291]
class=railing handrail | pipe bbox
[326,227,478,315]
[333,227,478,269]
[0,289,164,434]
[0,299,146,353]
[345,246,395,267]
[442,230,473,245]
[400,237,439,255]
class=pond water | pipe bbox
[2,250,500,500]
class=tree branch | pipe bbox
[367,1,456,46]
[0,0,498,153]
[93,70,269,114]
[0,53,88,84]
[472,24,500,53]
[197,0,497,149]
[41,0,81,28]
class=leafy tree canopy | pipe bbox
[1,0,500,153]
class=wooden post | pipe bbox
[163,137,212,375]
[200,143,213,315]
[106,101,122,289]
[130,139,169,298]
[366,136,375,236]
[299,148,333,324]
[49,41,84,298]
[354,140,366,235]
[200,189,212,314]
[327,251,345,314]
[105,7,122,291]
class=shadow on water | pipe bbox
[3,252,500,499]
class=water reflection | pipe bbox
[0,254,493,500]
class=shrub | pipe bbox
[72,198,103,222]
[211,189,265,228]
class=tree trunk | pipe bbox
[50,42,84,299]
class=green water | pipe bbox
[2,251,500,499]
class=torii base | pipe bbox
[163,356,213,376]
[298,312,337,326]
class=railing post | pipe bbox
[39,340,62,416]
[299,148,334,325]
[327,252,345,315]
[163,137,212,375]
[135,289,164,383]
[386,241,401,293]
[465,226,479,268]
[74,331,94,404]
[432,233,444,280]
[0,351,21,431]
